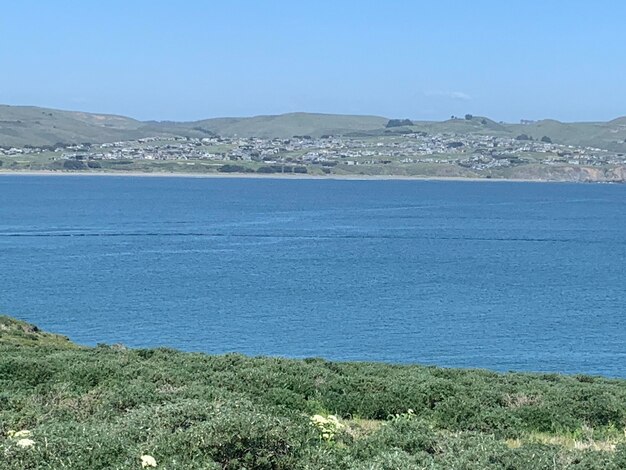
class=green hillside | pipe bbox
[0,105,149,147]
[0,106,390,145]
[2,104,626,152]
[507,120,626,152]
[414,116,509,135]
[178,112,390,138]
[1,315,625,469]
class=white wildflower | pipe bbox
[141,454,157,468]
[310,414,344,441]
[16,438,35,448]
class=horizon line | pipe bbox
[1,102,624,125]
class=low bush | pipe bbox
[1,315,625,469]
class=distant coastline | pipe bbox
[3,105,625,185]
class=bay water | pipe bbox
[1,175,624,377]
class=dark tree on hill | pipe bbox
[516,134,532,141]
[465,114,473,120]
[541,136,552,143]
[386,119,414,128]
[192,127,215,136]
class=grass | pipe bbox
[190,112,390,138]
[1,314,626,469]
[0,315,79,349]
[2,104,626,152]
[0,105,147,147]
[3,155,626,183]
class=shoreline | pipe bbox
[3,314,625,379]
[0,169,568,184]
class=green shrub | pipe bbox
[1,317,625,469]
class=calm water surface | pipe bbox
[1,175,625,377]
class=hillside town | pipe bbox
[3,131,626,172]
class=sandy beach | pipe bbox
[0,169,550,183]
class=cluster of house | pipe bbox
[0,146,46,156]
[3,133,625,172]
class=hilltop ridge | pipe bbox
[2,104,626,151]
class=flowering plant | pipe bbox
[4,430,36,450]
[310,414,344,441]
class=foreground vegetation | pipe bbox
[1,315,625,469]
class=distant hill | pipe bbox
[0,105,148,147]
[507,119,626,152]
[413,116,509,135]
[1,104,625,152]
[159,112,389,139]
[0,106,389,145]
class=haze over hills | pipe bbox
[1,104,626,152]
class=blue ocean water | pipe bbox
[1,175,624,377]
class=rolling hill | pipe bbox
[1,104,626,152]
[172,112,389,138]
[506,119,626,152]
[0,105,148,147]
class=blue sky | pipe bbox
[1,0,625,122]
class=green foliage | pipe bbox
[0,316,625,469]
[218,164,254,173]
[62,159,87,170]
[257,165,286,173]
[352,416,437,460]
[0,315,78,349]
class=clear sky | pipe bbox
[1,0,625,122]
